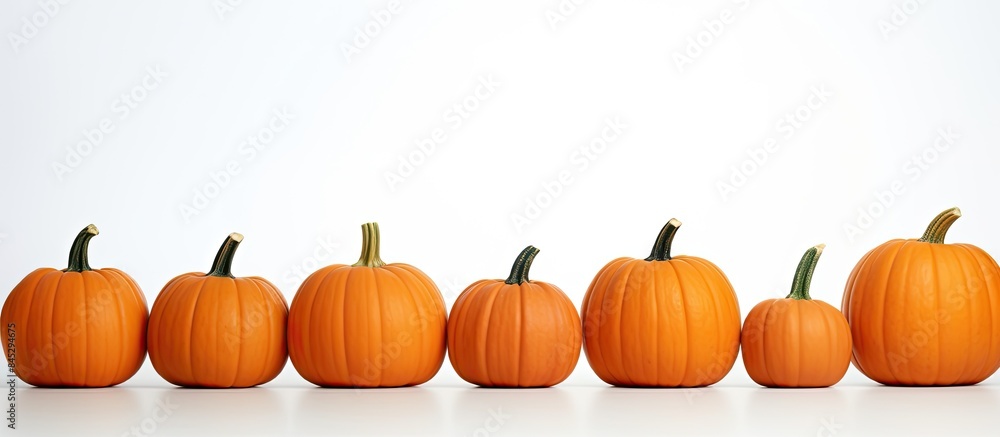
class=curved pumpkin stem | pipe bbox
[918,207,961,244]
[506,246,540,285]
[65,224,99,272]
[645,218,681,261]
[787,244,824,300]
[352,222,386,268]
[208,233,244,277]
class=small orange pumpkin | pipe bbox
[448,246,582,387]
[741,244,852,387]
[843,207,1000,386]
[581,219,741,387]
[147,233,288,388]
[287,223,447,388]
[1,225,148,387]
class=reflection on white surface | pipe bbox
[10,384,1000,436]
[746,388,849,436]
[153,387,287,436]
[851,386,1000,436]
[18,387,142,436]
[586,387,736,436]
[291,387,446,436]
[454,387,578,436]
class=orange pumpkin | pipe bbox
[1,225,148,387]
[741,244,852,387]
[448,246,582,387]
[287,223,447,387]
[843,207,1000,386]
[581,219,741,387]
[147,233,288,388]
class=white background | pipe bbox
[2,0,1000,436]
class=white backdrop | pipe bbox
[2,1,999,435]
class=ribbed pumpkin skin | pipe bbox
[842,239,1000,386]
[741,299,852,387]
[287,263,447,387]
[147,274,288,387]
[582,255,741,387]
[448,280,582,387]
[1,268,147,387]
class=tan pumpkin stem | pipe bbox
[645,218,682,261]
[208,233,244,277]
[65,224,99,272]
[787,244,825,300]
[505,246,540,285]
[353,222,387,268]
[918,207,961,244]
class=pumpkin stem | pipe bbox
[65,224,99,272]
[505,246,540,285]
[352,223,386,268]
[207,233,244,277]
[787,244,825,300]
[918,207,961,244]
[645,218,682,261]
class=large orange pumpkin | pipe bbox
[842,207,1000,386]
[1,225,148,387]
[287,222,447,387]
[581,218,741,387]
[147,233,288,388]
[448,246,582,387]
[741,244,852,387]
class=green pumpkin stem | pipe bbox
[505,246,540,285]
[787,244,825,300]
[207,233,244,277]
[645,218,682,261]
[918,207,961,244]
[352,223,386,268]
[65,224,99,272]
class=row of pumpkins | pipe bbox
[3,207,999,388]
